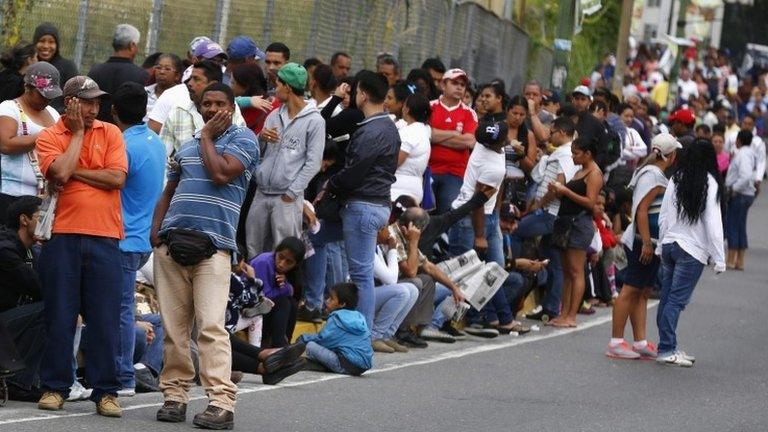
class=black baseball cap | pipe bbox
[475,118,509,147]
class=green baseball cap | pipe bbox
[277,62,307,91]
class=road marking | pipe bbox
[0,302,656,426]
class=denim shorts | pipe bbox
[564,213,594,250]
[623,239,661,288]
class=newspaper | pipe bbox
[437,250,509,311]
[438,297,471,323]
[457,262,509,311]
[436,250,485,284]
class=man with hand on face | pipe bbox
[150,83,259,430]
[159,60,245,156]
[35,76,128,417]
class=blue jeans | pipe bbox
[39,234,123,401]
[303,222,344,311]
[118,251,150,389]
[657,243,705,356]
[341,201,391,329]
[305,341,345,374]
[511,210,562,315]
[372,283,419,339]
[326,241,347,289]
[134,313,164,375]
[448,212,514,325]
[431,173,463,214]
[430,283,452,329]
[725,193,754,249]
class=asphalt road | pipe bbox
[2,197,767,432]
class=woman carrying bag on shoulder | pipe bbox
[546,137,603,328]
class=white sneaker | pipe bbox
[117,388,136,397]
[67,381,92,401]
[656,350,694,367]
[678,350,696,364]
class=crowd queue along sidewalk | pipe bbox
[0,20,764,430]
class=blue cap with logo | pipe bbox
[227,35,265,60]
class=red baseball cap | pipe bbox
[668,108,695,125]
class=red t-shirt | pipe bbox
[428,98,478,178]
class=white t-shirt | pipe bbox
[147,83,189,125]
[0,100,60,196]
[677,78,699,101]
[391,122,431,203]
[451,143,505,214]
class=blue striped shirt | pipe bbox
[160,124,259,252]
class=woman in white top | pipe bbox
[0,61,61,223]
[371,226,419,353]
[390,93,431,204]
[144,53,182,122]
[616,103,648,168]
[655,139,725,367]
[606,134,680,360]
[724,130,757,270]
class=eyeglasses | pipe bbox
[153,66,176,72]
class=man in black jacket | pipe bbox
[327,70,400,330]
[0,196,45,400]
[88,24,149,123]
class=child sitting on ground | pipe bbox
[225,253,274,346]
[299,283,374,376]
[251,237,306,347]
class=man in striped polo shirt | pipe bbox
[150,83,259,430]
[513,117,579,322]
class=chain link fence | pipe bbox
[4,0,552,93]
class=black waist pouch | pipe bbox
[166,229,217,266]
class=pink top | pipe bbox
[716,152,730,177]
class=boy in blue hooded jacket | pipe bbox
[298,283,373,375]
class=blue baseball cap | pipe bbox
[227,35,265,61]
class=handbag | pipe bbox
[166,229,217,266]
[0,321,25,407]
[314,191,343,222]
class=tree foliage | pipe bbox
[1,0,34,49]
[566,0,621,89]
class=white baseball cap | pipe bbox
[572,85,591,98]
[651,133,683,160]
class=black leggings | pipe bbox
[230,334,263,374]
[262,296,297,348]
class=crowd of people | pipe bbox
[0,21,764,429]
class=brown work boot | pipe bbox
[38,391,64,411]
[192,404,234,430]
[157,400,187,423]
[95,394,122,417]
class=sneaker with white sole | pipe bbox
[656,350,694,367]
[605,341,641,359]
[678,350,696,364]
[117,388,136,397]
[464,324,499,339]
[418,327,455,343]
[67,381,92,402]
[632,342,658,359]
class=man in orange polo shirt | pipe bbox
[34,76,127,418]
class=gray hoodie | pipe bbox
[256,103,325,199]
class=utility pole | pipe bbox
[611,0,634,96]
[551,0,577,97]
[666,0,690,113]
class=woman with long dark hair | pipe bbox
[505,95,538,176]
[391,93,431,204]
[655,139,725,367]
[231,63,269,134]
[0,43,37,102]
[547,137,603,328]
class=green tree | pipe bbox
[566,0,621,90]
[1,0,34,48]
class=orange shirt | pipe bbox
[36,119,128,239]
